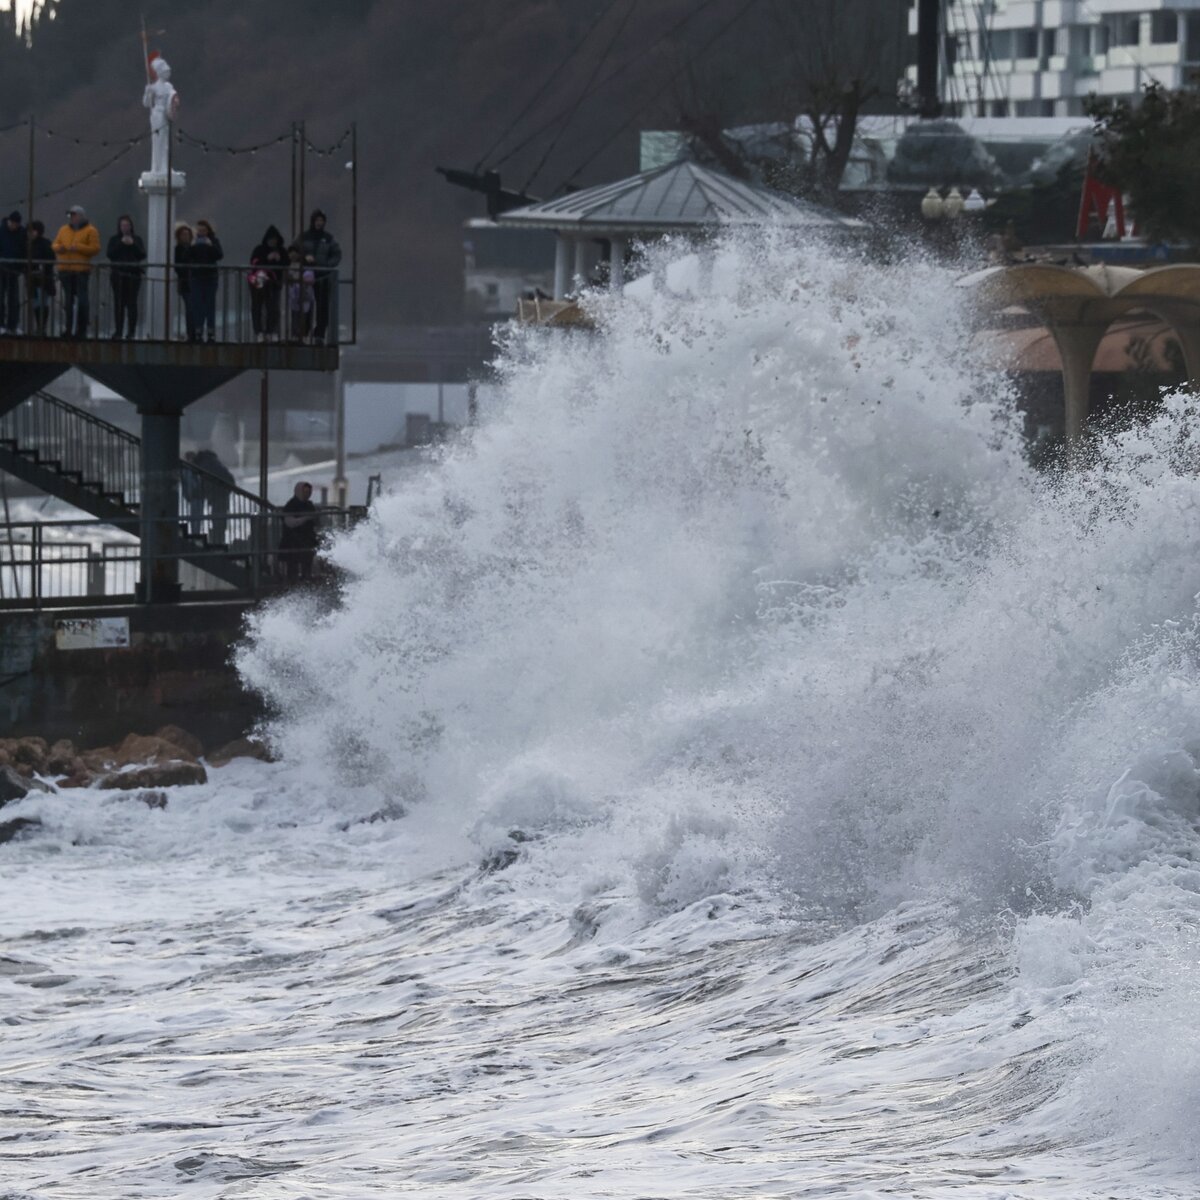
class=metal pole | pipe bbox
[298,119,307,245]
[259,369,269,503]
[25,115,34,333]
[351,121,358,344]
[164,124,174,339]
[333,364,347,508]
[290,121,298,244]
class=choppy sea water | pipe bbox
[4,236,1200,1197]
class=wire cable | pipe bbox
[474,0,627,172]
[176,127,291,155]
[522,0,640,192]
[557,0,766,193]
[4,138,142,211]
[40,126,147,148]
[491,0,728,172]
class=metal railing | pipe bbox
[0,390,141,507]
[0,510,360,609]
[0,258,351,346]
[180,458,276,547]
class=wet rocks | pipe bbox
[0,815,43,844]
[0,765,51,807]
[0,724,275,807]
[96,761,208,790]
[207,737,273,768]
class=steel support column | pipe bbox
[137,402,183,602]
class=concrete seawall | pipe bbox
[0,601,262,749]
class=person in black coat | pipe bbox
[248,224,286,340]
[173,222,196,341]
[299,209,342,343]
[25,220,56,336]
[106,214,147,340]
[278,480,319,581]
[0,210,26,333]
[188,218,224,343]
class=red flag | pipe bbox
[1077,152,1129,240]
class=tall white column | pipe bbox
[609,238,627,293]
[140,167,186,340]
[572,238,588,293]
[553,235,571,301]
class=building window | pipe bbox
[1092,24,1110,55]
[1016,27,1039,58]
[1109,15,1141,47]
[990,99,1009,117]
[1151,12,1179,44]
[1188,14,1200,61]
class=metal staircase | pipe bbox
[0,391,274,591]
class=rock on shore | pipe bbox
[0,727,273,795]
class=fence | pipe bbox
[0,509,361,609]
[0,259,351,345]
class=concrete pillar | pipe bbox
[1150,302,1200,391]
[1049,323,1106,447]
[137,404,183,602]
[572,238,589,293]
[1173,324,1200,391]
[610,238,627,294]
[140,169,186,340]
[553,236,571,301]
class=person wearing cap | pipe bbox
[52,204,101,339]
[0,210,26,334]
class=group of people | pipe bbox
[0,205,341,343]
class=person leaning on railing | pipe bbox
[25,221,56,337]
[52,204,100,340]
[188,219,224,344]
[106,215,146,341]
[248,224,286,342]
[0,210,25,334]
[278,480,318,582]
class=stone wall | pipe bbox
[0,602,263,748]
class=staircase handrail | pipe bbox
[29,390,140,448]
[182,459,276,513]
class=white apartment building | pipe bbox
[906,1,1200,117]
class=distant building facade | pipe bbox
[906,1,1200,117]
[462,219,554,320]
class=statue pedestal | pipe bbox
[138,169,186,339]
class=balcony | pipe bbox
[0,261,350,374]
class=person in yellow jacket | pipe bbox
[52,204,100,338]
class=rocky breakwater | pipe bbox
[0,725,272,843]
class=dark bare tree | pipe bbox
[674,0,904,200]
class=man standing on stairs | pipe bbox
[52,205,100,339]
[0,211,26,334]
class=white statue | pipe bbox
[143,57,180,177]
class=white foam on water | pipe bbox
[3,232,1200,1196]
